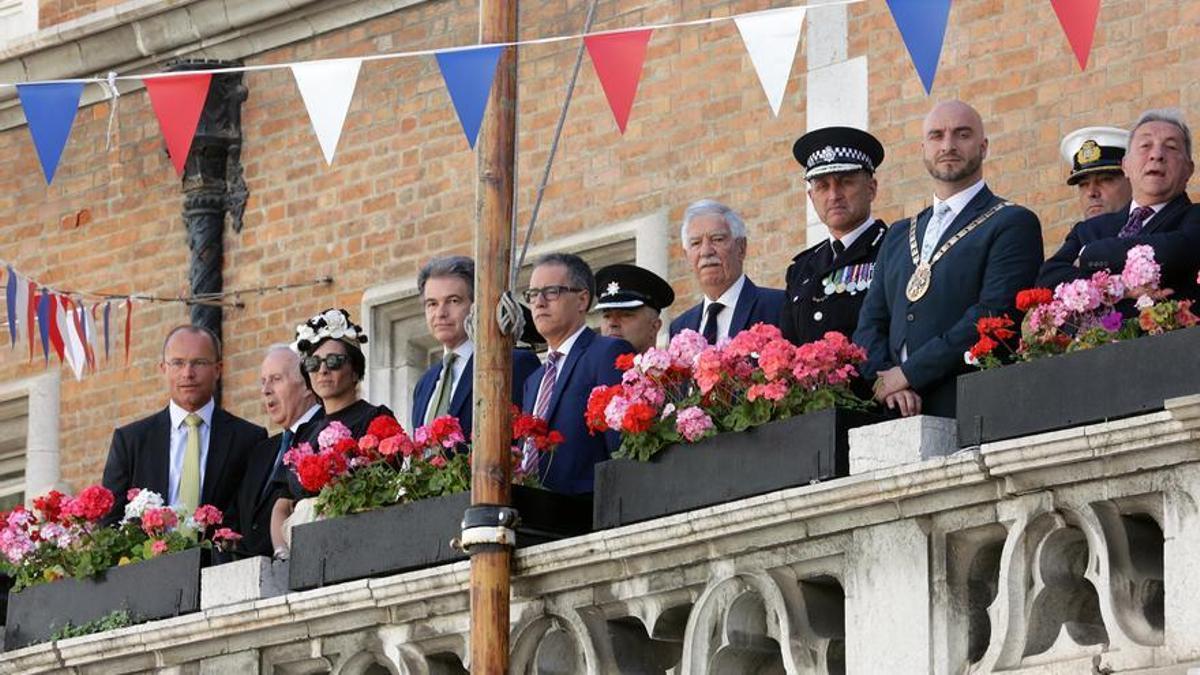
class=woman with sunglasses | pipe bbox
[270,308,396,558]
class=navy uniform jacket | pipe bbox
[1037,194,1200,302]
[782,220,888,346]
[410,349,542,437]
[853,186,1043,411]
[101,407,266,526]
[521,327,634,495]
[669,276,785,339]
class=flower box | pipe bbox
[957,325,1200,446]
[3,547,204,650]
[592,408,879,529]
[287,486,591,591]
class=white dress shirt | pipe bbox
[532,324,588,406]
[702,274,747,343]
[923,179,987,254]
[424,339,475,423]
[167,398,214,507]
[290,403,322,434]
[831,215,877,251]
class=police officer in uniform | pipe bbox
[782,126,888,345]
[1060,126,1131,220]
[594,263,675,353]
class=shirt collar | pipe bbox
[932,179,987,217]
[1129,199,1167,214]
[831,215,875,251]
[169,398,215,429]
[705,274,746,307]
[550,324,588,360]
[448,339,475,362]
[289,403,322,433]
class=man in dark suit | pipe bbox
[1039,110,1199,302]
[854,100,1043,418]
[101,325,266,525]
[669,199,785,343]
[783,126,889,346]
[234,345,321,558]
[521,253,634,495]
[410,255,540,436]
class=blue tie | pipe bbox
[261,428,293,501]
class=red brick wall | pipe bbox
[2,0,1197,490]
[38,0,127,27]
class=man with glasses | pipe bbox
[101,325,266,525]
[521,253,634,494]
[411,255,541,435]
[670,199,784,343]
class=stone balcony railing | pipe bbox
[4,396,1200,674]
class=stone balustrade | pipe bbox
[4,395,1200,674]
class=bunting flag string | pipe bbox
[1051,0,1102,70]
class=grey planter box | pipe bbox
[593,408,879,529]
[288,486,591,591]
[4,547,204,650]
[957,326,1200,446]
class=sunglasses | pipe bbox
[302,353,348,373]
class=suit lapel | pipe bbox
[413,361,441,426]
[546,327,594,421]
[448,355,473,420]
[729,278,758,335]
[252,433,283,514]
[151,408,173,497]
[935,186,995,250]
[203,409,233,505]
[1143,194,1192,234]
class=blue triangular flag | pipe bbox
[885,0,952,94]
[5,267,16,348]
[36,292,50,364]
[16,82,85,184]
[435,46,504,149]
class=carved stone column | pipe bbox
[166,59,249,403]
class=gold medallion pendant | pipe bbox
[906,262,932,302]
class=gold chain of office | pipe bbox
[904,201,1013,302]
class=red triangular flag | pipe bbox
[584,29,653,134]
[47,294,65,362]
[124,298,133,366]
[1050,0,1101,70]
[144,73,212,175]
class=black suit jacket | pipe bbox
[101,406,266,526]
[232,432,286,557]
[669,276,785,339]
[410,349,542,436]
[1038,194,1200,301]
[782,220,888,346]
[853,186,1043,412]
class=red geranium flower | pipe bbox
[614,353,636,371]
[141,506,178,536]
[33,490,66,524]
[1016,288,1053,312]
[63,485,116,523]
[622,402,657,434]
[585,385,621,434]
[296,454,333,492]
[333,437,358,456]
[366,415,403,440]
[976,315,1016,341]
[192,504,223,529]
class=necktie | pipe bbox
[1118,205,1155,238]
[261,428,293,501]
[702,302,725,344]
[427,351,458,423]
[920,202,954,262]
[831,239,846,259]
[179,413,202,513]
[521,350,562,475]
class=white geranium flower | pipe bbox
[1135,294,1154,310]
[122,489,165,523]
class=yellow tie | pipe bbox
[179,413,202,513]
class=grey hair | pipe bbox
[263,343,305,382]
[418,255,475,297]
[1132,108,1193,159]
[532,253,596,308]
[162,324,222,362]
[680,199,747,249]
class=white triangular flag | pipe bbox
[291,59,363,165]
[61,299,86,381]
[735,7,806,116]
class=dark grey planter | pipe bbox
[592,408,880,530]
[288,486,591,591]
[4,547,204,650]
[957,326,1200,446]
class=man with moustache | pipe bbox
[670,199,785,343]
[410,255,540,435]
[521,253,633,494]
[1060,126,1132,220]
[854,100,1043,417]
[102,325,266,524]
[1039,110,1200,303]
[233,345,321,558]
[594,263,675,353]
[783,126,888,345]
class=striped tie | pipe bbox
[521,351,562,475]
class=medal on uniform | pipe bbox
[835,268,847,294]
[823,275,836,295]
[904,202,1012,303]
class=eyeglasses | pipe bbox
[522,285,585,303]
[302,354,348,373]
[165,358,216,370]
